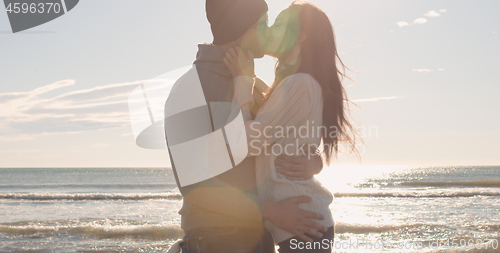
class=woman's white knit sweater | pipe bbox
[232,73,334,243]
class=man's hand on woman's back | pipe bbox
[263,197,328,243]
[275,145,324,180]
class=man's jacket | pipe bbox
[164,43,268,230]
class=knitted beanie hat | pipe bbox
[206,0,268,45]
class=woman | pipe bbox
[224,1,359,252]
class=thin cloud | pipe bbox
[352,96,404,103]
[424,10,441,17]
[412,68,445,72]
[0,131,83,141]
[0,79,149,138]
[412,69,433,72]
[413,18,428,25]
[397,21,409,27]
[0,64,191,142]
[397,9,445,28]
[50,80,146,103]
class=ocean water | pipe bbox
[0,166,499,252]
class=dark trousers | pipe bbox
[180,226,276,253]
[277,226,334,253]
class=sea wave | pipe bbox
[334,189,500,198]
[2,220,498,239]
[2,188,500,201]
[334,222,500,234]
[355,180,500,189]
[0,183,177,189]
[334,222,426,233]
[0,221,183,240]
[396,180,500,188]
[0,192,183,201]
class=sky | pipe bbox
[0,0,499,168]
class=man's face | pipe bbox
[239,13,269,58]
[264,8,299,58]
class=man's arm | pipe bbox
[169,151,327,242]
[275,147,324,180]
[263,196,328,242]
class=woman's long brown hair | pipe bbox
[265,0,361,165]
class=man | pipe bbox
[164,0,327,252]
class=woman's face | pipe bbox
[264,8,299,58]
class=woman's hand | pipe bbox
[223,47,256,78]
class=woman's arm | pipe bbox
[232,75,256,121]
[239,75,312,154]
[230,76,269,120]
[225,47,324,179]
[252,77,268,110]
